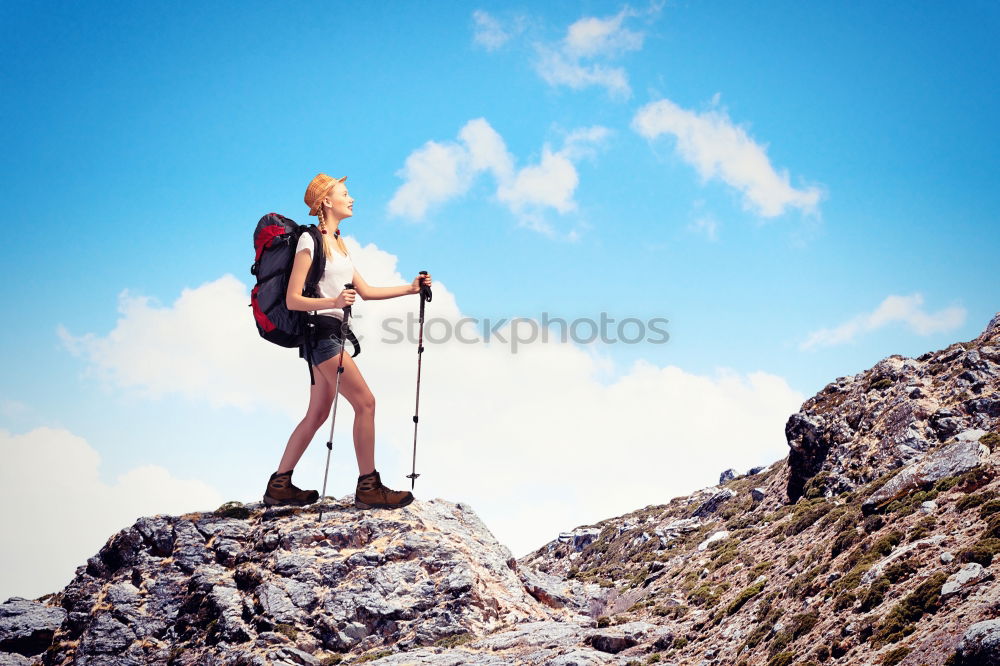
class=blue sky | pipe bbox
[2,1,998,600]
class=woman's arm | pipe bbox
[352,268,418,301]
[354,268,420,301]
[285,250,340,311]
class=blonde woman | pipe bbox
[263,173,432,510]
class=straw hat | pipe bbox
[304,173,347,216]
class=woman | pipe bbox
[263,173,432,510]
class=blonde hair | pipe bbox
[315,189,350,261]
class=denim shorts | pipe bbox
[307,332,345,366]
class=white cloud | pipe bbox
[497,145,579,214]
[459,117,515,181]
[531,4,659,99]
[799,293,967,350]
[0,426,224,600]
[560,125,613,161]
[59,239,804,559]
[471,9,525,51]
[385,141,473,220]
[632,97,825,217]
[388,118,610,236]
[533,44,632,100]
[58,275,296,411]
[474,4,662,99]
[564,9,644,58]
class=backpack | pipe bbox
[249,212,360,384]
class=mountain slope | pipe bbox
[2,313,999,666]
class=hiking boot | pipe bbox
[355,469,414,510]
[263,470,320,506]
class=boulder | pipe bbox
[951,619,1000,665]
[0,597,66,657]
[861,440,990,515]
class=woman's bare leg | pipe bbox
[276,364,336,473]
[312,349,376,476]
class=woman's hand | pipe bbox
[332,288,356,309]
[412,273,432,294]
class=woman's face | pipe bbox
[324,182,354,219]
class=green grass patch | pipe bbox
[980,498,1000,520]
[956,490,998,512]
[957,537,1000,566]
[880,646,911,665]
[859,577,891,612]
[785,499,834,536]
[726,579,766,615]
[980,432,1000,452]
[873,571,949,646]
[274,623,298,640]
[215,501,252,519]
[908,516,936,542]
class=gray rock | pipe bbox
[263,645,320,665]
[697,531,730,552]
[719,468,738,484]
[663,517,702,533]
[256,582,301,624]
[930,408,966,442]
[941,563,989,598]
[861,535,946,585]
[559,528,602,552]
[691,488,736,518]
[751,487,766,501]
[546,650,614,665]
[0,597,66,657]
[467,620,584,651]
[786,411,829,502]
[77,612,136,656]
[195,516,251,540]
[941,552,955,563]
[366,650,508,665]
[952,619,1000,665]
[516,564,585,612]
[862,440,990,514]
[210,586,252,643]
[133,515,174,556]
[582,620,658,654]
[956,429,988,442]
[173,519,212,573]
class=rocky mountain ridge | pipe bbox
[2,312,999,666]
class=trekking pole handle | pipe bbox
[342,282,355,318]
[418,271,432,302]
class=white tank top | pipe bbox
[295,232,355,321]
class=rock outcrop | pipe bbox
[19,499,622,665]
[785,311,1000,503]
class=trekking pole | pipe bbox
[406,271,433,490]
[318,282,354,522]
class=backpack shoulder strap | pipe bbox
[300,225,326,298]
